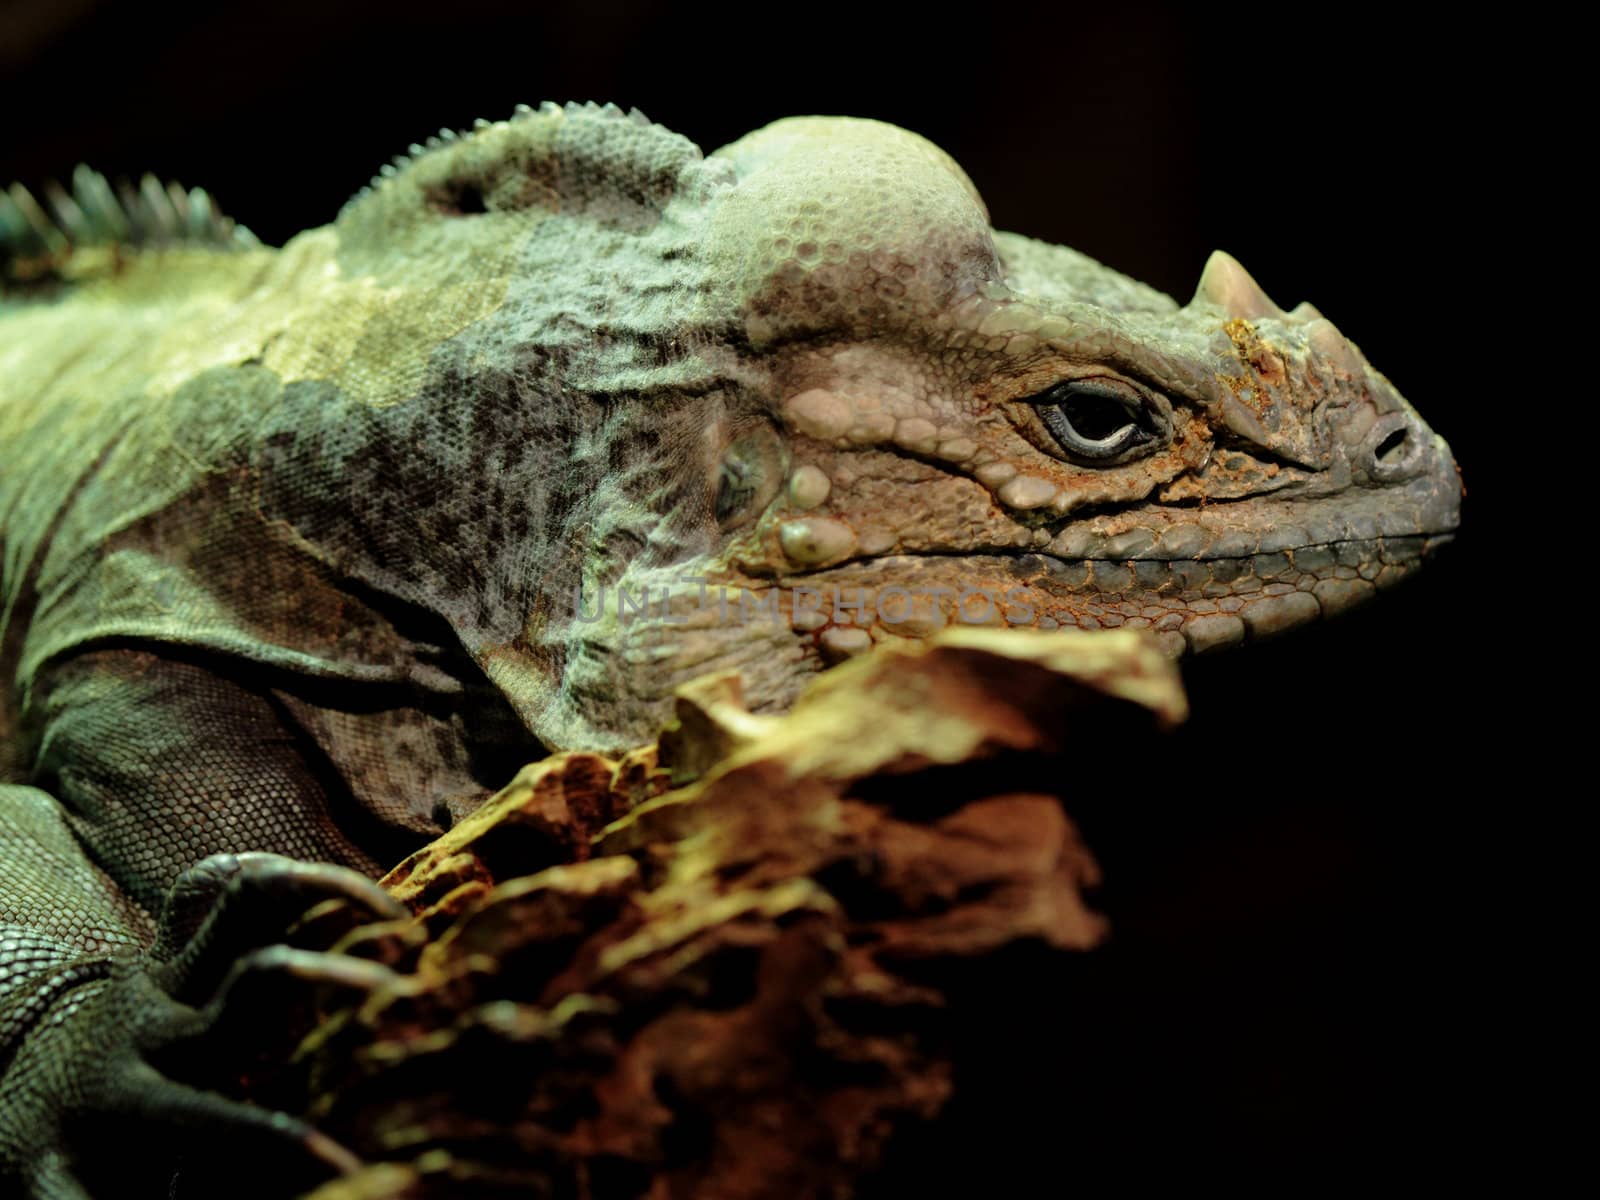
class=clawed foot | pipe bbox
[14,854,407,1198]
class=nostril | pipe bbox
[1359,412,1425,482]
[1375,427,1408,463]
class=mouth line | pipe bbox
[777,529,1458,578]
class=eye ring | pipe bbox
[1030,378,1161,463]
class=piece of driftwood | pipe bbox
[235,628,1184,1199]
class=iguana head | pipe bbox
[317,106,1460,751]
[691,117,1461,651]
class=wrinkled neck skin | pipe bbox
[452,115,1460,753]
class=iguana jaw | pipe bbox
[493,518,1454,753]
[712,530,1455,661]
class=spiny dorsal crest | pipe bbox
[0,164,257,286]
[337,101,727,243]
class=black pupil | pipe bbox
[1061,391,1134,441]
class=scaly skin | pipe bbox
[0,104,1458,757]
[0,102,1458,1194]
[504,113,1463,748]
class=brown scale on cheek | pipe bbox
[735,351,988,557]
[826,452,1029,557]
[725,441,1008,575]
[775,379,1197,542]
[1158,440,1296,504]
[735,356,1211,583]
[761,415,1017,567]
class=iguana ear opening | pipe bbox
[713,421,787,532]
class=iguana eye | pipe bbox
[1030,379,1161,463]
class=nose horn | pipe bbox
[1190,250,1282,320]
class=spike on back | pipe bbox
[1,165,257,286]
[337,101,723,240]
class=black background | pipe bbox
[2,2,1526,1190]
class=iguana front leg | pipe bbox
[0,648,431,1196]
[30,648,393,911]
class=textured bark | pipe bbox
[251,628,1184,1199]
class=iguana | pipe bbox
[0,103,1460,1196]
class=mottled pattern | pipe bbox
[0,102,1459,1194]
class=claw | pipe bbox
[209,945,400,1010]
[230,855,407,924]
[105,1060,363,1177]
[155,854,405,1004]
[153,853,254,958]
[157,946,401,1084]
